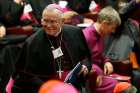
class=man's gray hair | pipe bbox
[97,6,121,26]
[42,4,63,18]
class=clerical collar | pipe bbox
[93,23,102,37]
[46,29,63,50]
[94,23,101,35]
[55,28,62,37]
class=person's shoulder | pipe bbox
[62,24,82,35]
[63,24,81,30]
[25,27,44,43]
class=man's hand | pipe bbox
[96,75,103,87]
[104,62,113,75]
[79,65,89,76]
[0,26,6,38]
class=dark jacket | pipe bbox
[13,24,92,93]
[0,0,24,27]
[104,0,140,59]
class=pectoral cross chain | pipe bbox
[57,68,63,79]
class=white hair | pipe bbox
[97,6,121,26]
[42,4,63,18]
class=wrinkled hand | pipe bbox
[79,65,89,76]
[96,75,103,87]
[104,62,113,75]
[0,26,6,38]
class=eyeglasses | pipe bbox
[42,18,61,25]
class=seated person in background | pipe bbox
[66,0,92,14]
[0,0,40,35]
[0,0,24,27]
[62,11,93,26]
[104,0,140,74]
[12,4,92,93]
[103,0,140,92]
[0,0,23,34]
[84,0,140,92]
[63,11,84,25]
[0,0,39,92]
[27,0,56,23]
[83,6,121,93]
[39,80,78,93]
[106,0,140,23]
[44,3,94,26]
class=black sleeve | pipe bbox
[77,27,92,71]
[14,42,27,74]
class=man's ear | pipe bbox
[102,20,109,27]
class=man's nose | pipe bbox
[112,29,116,33]
[46,23,52,27]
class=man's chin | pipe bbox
[47,32,57,36]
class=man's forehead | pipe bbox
[42,14,61,20]
[43,11,61,19]
[42,17,59,21]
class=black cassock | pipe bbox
[13,24,92,93]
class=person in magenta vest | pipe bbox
[83,6,121,93]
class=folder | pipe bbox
[64,62,82,89]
